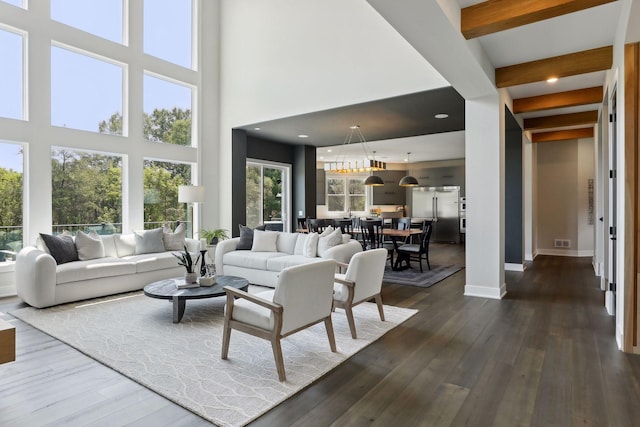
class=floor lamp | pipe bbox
[178,185,205,238]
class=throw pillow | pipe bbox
[237,224,254,250]
[251,230,278,252]
[36,230,71,254]
[303,232,319,258]
[317,227,343,257]
[75,230,105,260]
[319,226,334,237]
[134,227,165,254]
[39,233,79,265]
[162,223,186,251]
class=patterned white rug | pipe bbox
[11,291,417,427]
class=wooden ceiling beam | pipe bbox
[531,127,594,142]
[496,46,612,88]
[513,86,604,113]
[461,0,617,39]
[524,110,599,130]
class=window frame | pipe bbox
[326,173,368,214]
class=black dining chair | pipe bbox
[359,219,393,266]
[396,222,432,272]
[332,218,354,234]
[297,217,307,231]
[307,218,328,233]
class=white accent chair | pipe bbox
[221,259,337,382]
[333,248,387,339]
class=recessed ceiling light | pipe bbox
[546,77,558,83]
[254,127,261,130]
[327,149,332,153]
[297,134,309,138]
[319,156,324,160]
[434,113,448,119]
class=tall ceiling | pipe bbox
[238,0,623,163]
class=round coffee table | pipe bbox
[143,275,249,323]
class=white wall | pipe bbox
[218,0,449,229]
[535,139,595,257]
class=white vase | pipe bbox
[184,272,198,284]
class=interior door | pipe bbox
[607,88,617,315]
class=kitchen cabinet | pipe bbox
[409,165,465,192]
[372,170,406,205]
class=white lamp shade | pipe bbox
[178,185,205,203]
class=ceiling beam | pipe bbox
[496,46,612,88]
[531,127,594,142]
[513,86,604,113]
[524,110,599,129]
[461,0,617,39]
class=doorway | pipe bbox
[606,87,617,316]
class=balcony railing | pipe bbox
[0,226,23,262]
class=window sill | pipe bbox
[0,262,16,274]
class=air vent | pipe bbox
[554,239,571,248]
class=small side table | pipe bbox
[0,318,16,364]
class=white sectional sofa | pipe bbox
[16,230,200,308]
[215,228,362,288]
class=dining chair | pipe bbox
[332,218,353,234]
[297,217,307,231]
[359,219,394,266]
[307,218,327,233]
[221,259,337,382]
[333,248,387,339]
[396,222,432,272]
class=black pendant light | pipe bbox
[364,151,384,186]
[399,152,419,187]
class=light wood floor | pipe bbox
[2,244,640,426]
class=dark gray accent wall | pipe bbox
[505,106,523,264]
[232,130,317,235]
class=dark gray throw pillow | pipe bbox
[39,233,79,265]
[236,225,254,250]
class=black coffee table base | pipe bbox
[144,276,249,323]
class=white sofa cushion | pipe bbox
[114,233,136,257]
[123,252,179,273]
[266,254,323,272]
[56,257,136,284]
[162,223,186,251]
[75,230,105,260]
[276,232,299,255]
[101,234,118,257]
[304,232,319,257]
[317,228,343,257]
[134,228,165,254]
[223,251,286,270]
[251,230,278,252]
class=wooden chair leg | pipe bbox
[374,294,385,321]
[221,320,231,359]
[345,306,357,339]
[271,337,286,382]
[324,316,337,352]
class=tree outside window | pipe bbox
[327,176,366,213]
[0,142,23,262]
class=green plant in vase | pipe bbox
[200,228,229,245]
[172,245,201,284]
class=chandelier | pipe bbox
[323,125,387,174]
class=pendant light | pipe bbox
[364,151,385,186]
[399,152,419,187]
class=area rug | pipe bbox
[11,292,417,427]
[383,264,464,287]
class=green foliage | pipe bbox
[200,228,229,244]
[245,165,282,228]
[171,245,200,273]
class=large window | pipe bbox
[327,176,366,213]
[246,162,288,230]
[51,0,123,44]
[51,46,123,134]
[0,142,23,263]
[51,149,123,235]
[143,160,191,230]
[144,0,193,69]
[0,27,24,120]
[143,74,192,145]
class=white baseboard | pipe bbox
[525,253,534,262]
[593,261,603,276]
[0,282,16,298]
[464,283,507,300]
[536,249,594,257]
[0,270,16,298]
[505,263,525,272]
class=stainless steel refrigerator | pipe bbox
[411,186,460,243]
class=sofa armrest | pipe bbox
[15,246,58,308]
[321,240,363,264]
[215,237,240,275]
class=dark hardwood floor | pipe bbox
[2,244,640,426]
